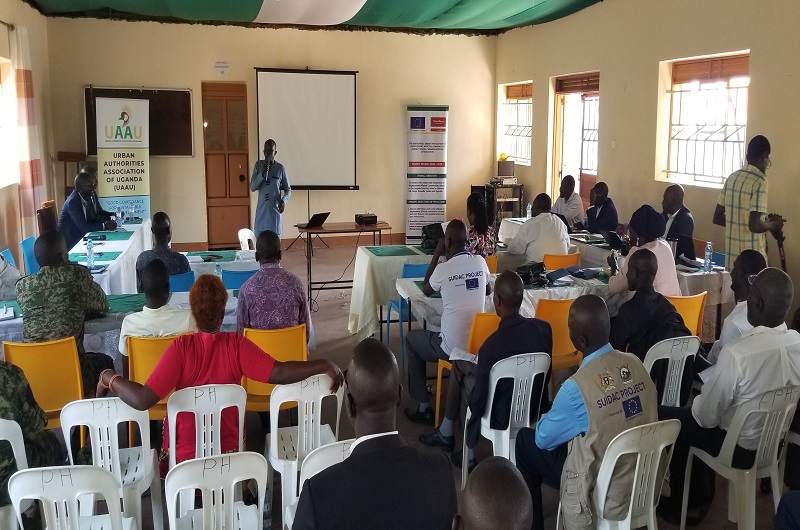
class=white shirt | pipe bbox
[664,211,677,238]
[507,213,570,262]
[349,431,399,452]
[608,239,681,297]
[118,304,197,356]
[551,192,585,227]
[706,301,751,365]
[428,252,489,358]
[692,324,800,450]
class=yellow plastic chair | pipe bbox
[484,254,499,274]
[242,324,307,412]
[2,337,83,430]
[434,313,501,426]
[666,291,707,336]
[543,252,581,271]
[534,298,580,395]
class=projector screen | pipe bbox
[256,68,358,190]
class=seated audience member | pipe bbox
[610,249,689,360]
[466,192,497,258]
[236,230,310,341]
[15,230,113,394]
[294,338,457,529]
[585,182,618,233]
[96,273,343,476]
[0,253,21,300]
[776,490,800,530]
[453,456,533,530]
[658,268,800,524]
[661,184,696,259]
[0,361,66,509]
[550,175,584,229]
[135,211,191,292]
[515,295,657,530]
[704,249,766,364]
[507,193,569,262]
[118,259,196,376]
[405,220,490,425]
[58,170,117,251]
[608,204,681,297]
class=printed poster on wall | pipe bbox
[95,98,151,219]
[406,105,448,243]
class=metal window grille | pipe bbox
[501,99,532,165]
[581,95,599,173]
[666,77,749,186]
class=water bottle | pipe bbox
[86,238,95,268]
[214,263,222,277]
[703,241,713,273]
[526,202,532,219]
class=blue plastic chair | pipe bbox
[169,271,196,292]
[19,237,37,275]
[1,248,15,267]
[221,269,257,290]
[385,263,429,370]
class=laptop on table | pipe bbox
[297,212,330,229]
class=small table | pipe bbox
[296,221,392,306]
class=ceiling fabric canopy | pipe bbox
[29,0,600,31]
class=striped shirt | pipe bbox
[717,164,768,269]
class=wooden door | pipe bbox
[202,83,250,249]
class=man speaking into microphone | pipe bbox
[251,138,292,237]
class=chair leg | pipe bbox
[435,364,447,426]
[150,466,165,530]
[384,305,393,346]
[680,452,693,530]
[734,472,756,530]
[770,467,782,513]
[461,411,470,490]
[398,313,406,373]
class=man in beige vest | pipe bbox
[515,294,658,530]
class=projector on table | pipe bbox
[355,213,378,226]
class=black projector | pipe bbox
[355,213,378,226]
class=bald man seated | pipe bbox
[661,184,695,259]
[507,193,569,262]
[135,212,191,292]
[58,169,117,251]
[453,457,533,530]
[658,268,800,525]
[293,338,457,529]
[551,175,585,229]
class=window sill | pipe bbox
[656,172,723,190]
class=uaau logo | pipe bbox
[104,106,142,140]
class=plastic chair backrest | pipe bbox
[169,271,196,293]
[237,228,257,251]
[484,254,498,274]
[269,374,344,464]
[716,385,800,471]
[297,439,354,497]
[128,334,187,388]
[402,263,429,279]
[593,420,681,525]
[666,291,707,336]
[165,452,268,530]
[60,398,153,485]
[484,353,551,438]
[221,269,257,290]
[535,298,577,357]
[19,237,37,275]
[642,336,700,407]
[2,338,83,420]
[9,466,126,530]
[467,312,501,354]
[0,419,28,472]
[543,253,581,271]
[1,248,15,268]
[243,325,308,398]
[167,384,247,468]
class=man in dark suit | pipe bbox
[58,170,116,250]
[662,184,696,259]
[293,338,457,530]
[585,181,618,233]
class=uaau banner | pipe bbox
[95,98,150,218]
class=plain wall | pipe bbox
[46,18,497,245]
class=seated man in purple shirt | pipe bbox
[236,230,310,342]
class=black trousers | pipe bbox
[776,490,800,530]
[515,427,567,530]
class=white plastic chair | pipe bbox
[8,466,136,530]
[0,420,29,530]
[642,336,700,407]
[60,398,163,530]
[681,385,800,530]
[238,228,257,251]
[284,439,355,529]
[267,374,344,527]
[461,352,551,488]
[165,452,268,530]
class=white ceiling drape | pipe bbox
[253,0,368,25]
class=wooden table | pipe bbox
[296,221,392,306]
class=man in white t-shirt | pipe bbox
[117,258,196,376]
[405,220,491,425]
[507,193,569,262]
[550,175,584,229]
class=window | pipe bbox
[665,54,749,187]
[498,82,532,166]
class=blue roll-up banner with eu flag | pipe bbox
[406,105,448,243]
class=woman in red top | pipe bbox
[97,273,342,474]
[467,192,497,258]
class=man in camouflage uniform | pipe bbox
[15,230,113,394]
[0,360,66,507]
